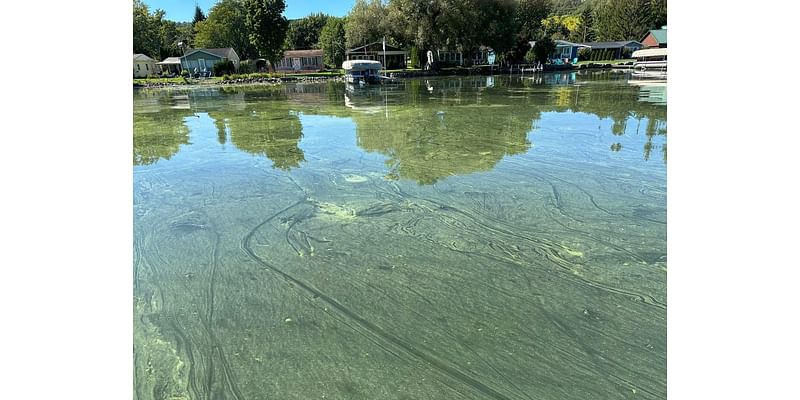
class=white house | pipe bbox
[133,54,158,78]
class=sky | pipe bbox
[143,0,356,22]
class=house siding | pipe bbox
[274,55,324,72]
[133,60,158,78]
[642,34,660,48]
[181,53,223,74]
[180,49,241,75]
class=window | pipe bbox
[137,64,140,71]
[145,64,149,71]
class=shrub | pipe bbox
[524,48,537,64]
[238,60,254,74]
[180,69,190,77]
[213,59,235,76]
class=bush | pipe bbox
[524,48,537,64]
[238,60,254,74]
[180,69,190,77]
[213,59,235,76]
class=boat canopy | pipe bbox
[632,48,667,59]
[342,60,382,71]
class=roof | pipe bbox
[182,48,239,60]
[632,48,667,58]
[283,49,323,57]
[342,60,382,70]
[642,28,667,44]
[580,41,643,49]
[347,41,404,53]
[156,57,181,65]
[134,54,155,62]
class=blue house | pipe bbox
[529,40,590,64]
[180,48,240,76]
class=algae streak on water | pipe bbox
[134,73,666,400]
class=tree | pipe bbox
[318,16,346,68]
[175,22,195,51]
[134,0,191,60]
[515,0,552,40]
[245,0,290,65]
[192,5,207,26]
[550,0,582,14]
[542,14,582,40]
[345,0,390,48]
[477,0,518,54]
[591,0,666,41]
[284,13,330,50]
[386,0,441,51]
[158,19,182,60]
[133,0,162,57]
[575,3,595,42]
[532,37,555,63]
[195,0,256,59]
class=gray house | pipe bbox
[580,41,643,59]
[180,48,240,76]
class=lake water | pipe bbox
[133,71,666,400]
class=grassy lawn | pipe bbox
[384,68,423,73]
[282,70,343,77]
[133,77,189,85]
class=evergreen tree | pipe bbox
[591,0,664,41]
[192,5,207,26]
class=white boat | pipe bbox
[631,48,667,78]
[342,60,382,84]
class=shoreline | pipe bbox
[133,63,633,89]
